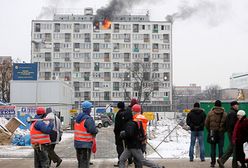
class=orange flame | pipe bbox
[102,18,112,30]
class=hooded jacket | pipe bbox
[114,108,126,145]
[205,106,227,132]
[186,107,206,131]
[74,112,98,149]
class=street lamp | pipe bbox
[93,87,100,120]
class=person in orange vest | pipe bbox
[132,104,148,154]
[74,101,98,168]
[30,107,54,168]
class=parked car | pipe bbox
[100,115,113,127]
[93,116,103,128]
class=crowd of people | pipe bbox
[29,98,248,168]
[187,100,248,168]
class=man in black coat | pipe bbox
[186,102,206,162]
[114,101,126,167]
[118,106,164,168]
[217,101,239,168]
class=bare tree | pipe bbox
[121,60,165,106]
[203,84,222,100]
[0,59,12,102]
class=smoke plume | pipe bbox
[166,0,230,26]
[95,0,154,20]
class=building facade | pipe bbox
[31,8,172,112]
[230,73,248,89]
[173,84,201,111]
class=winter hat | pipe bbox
[117,101,125,109]
[194,102,200,108]
[130,98,138,107]
[230,101,239,106]
[214,100,222,107]
[237,110,246,116]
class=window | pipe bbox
[113,43,119,52]
[104,33,111,42]
[124,53,130,62]
[45,33,51,42]
[94,62,100,71]
[142,25,145,30]
[153,24,158,33]
[124,72,131,81]
[143,72,150,81]
[114,24,119,32]
[152,43,159,52]
[74,23,80,32]
[164,72,170,81]
[153,63,159,71]
[113,82,120,91]
[104,53,110,62]
[84,72,90,81]
[133,62,139,71]
[65,33,71,42]
[54,43,60,52]
[74,43,80,51]
[85,33,91,42]
[34,23,40,32]
[113,62,119,71]
[93,43,99,52]
[133,24,139,33]
[104,92,110,100]
[144,53,150,62]
[161,25,164,30]
[73,62,80,72]
[104,72,111,81]
[163,53,170,62]
[144,34,149,42]
[45,52,51,61]
[54,23,60,32]
[163,34,169,43]
[45,72,51,80]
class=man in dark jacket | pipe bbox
[186,102,206,162]
[205,100,227,167]
[74,101,98,168]
[217,101,239,168]
[119,105,164,168]
[114,101,126,167]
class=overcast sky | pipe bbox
[1,0,248,89]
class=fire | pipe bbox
[102,18,111,30]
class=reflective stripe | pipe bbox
[30,121,51,145]
[74,119,94,142]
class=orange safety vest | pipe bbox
[133,114,148,135]
[30,121,51,145]
[74,119,94,142]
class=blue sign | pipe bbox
[13,63,38,80]
[0,106,16,117]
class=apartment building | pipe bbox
[230,73,248,89]
[31,8,172,112]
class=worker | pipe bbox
[30,106,54,168]
[119,104,164,168]
[45,108,63,167]
[74,101,98,168]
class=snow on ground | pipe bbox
[147,118,190,159]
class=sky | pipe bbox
[1,0,248,89]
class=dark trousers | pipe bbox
[34,145,50,168]
[47,144,61,163]
[76,148,91,168]
[220,134,238,167]
[211,133,224,165]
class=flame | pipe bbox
[102,18,112,30]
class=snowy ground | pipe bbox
[147,118,191,159]
[0,132,74,158]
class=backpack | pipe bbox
[136,121,147,143]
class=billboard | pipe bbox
[13,63,38,80]
[0,106,16,118]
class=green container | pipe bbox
[200,101,248,157]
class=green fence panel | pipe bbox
[200,101,248,157]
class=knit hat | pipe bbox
[117,101,125,109]
[130,98,138,107]
[194,102,200,108]
[214,100,222,107]
[230,101,239,106]
[237,110,246,116]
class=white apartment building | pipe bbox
[31,8,172,112]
